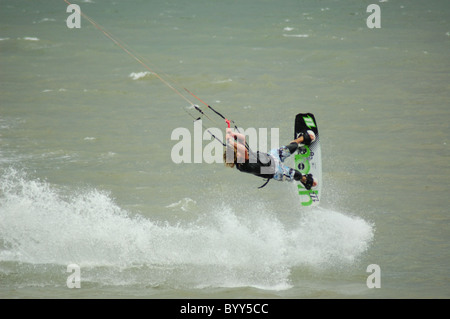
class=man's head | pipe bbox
[223,144,237,168]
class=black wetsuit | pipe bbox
[235,151,275,179]
[236,143,304,181]
[234,142,314,189]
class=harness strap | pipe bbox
[258,178,272,189]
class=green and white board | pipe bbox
[294,113,322,206]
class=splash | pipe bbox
[0,169,374,290]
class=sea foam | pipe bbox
[0,169,374,290]
[129,71,153,80]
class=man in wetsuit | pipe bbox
[223,127,317,190]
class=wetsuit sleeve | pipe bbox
[286,142,298,154]
[293,170,303,181]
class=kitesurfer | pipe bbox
[223,127,318,189]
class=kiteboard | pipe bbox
[294,113,322,206]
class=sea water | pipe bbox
[0,0,449,298]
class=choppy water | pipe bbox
[0,0,449,298]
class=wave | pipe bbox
[282,34,309,38]
[129,71,154,80]
[0,168,374,290]
[21,37,40,41]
